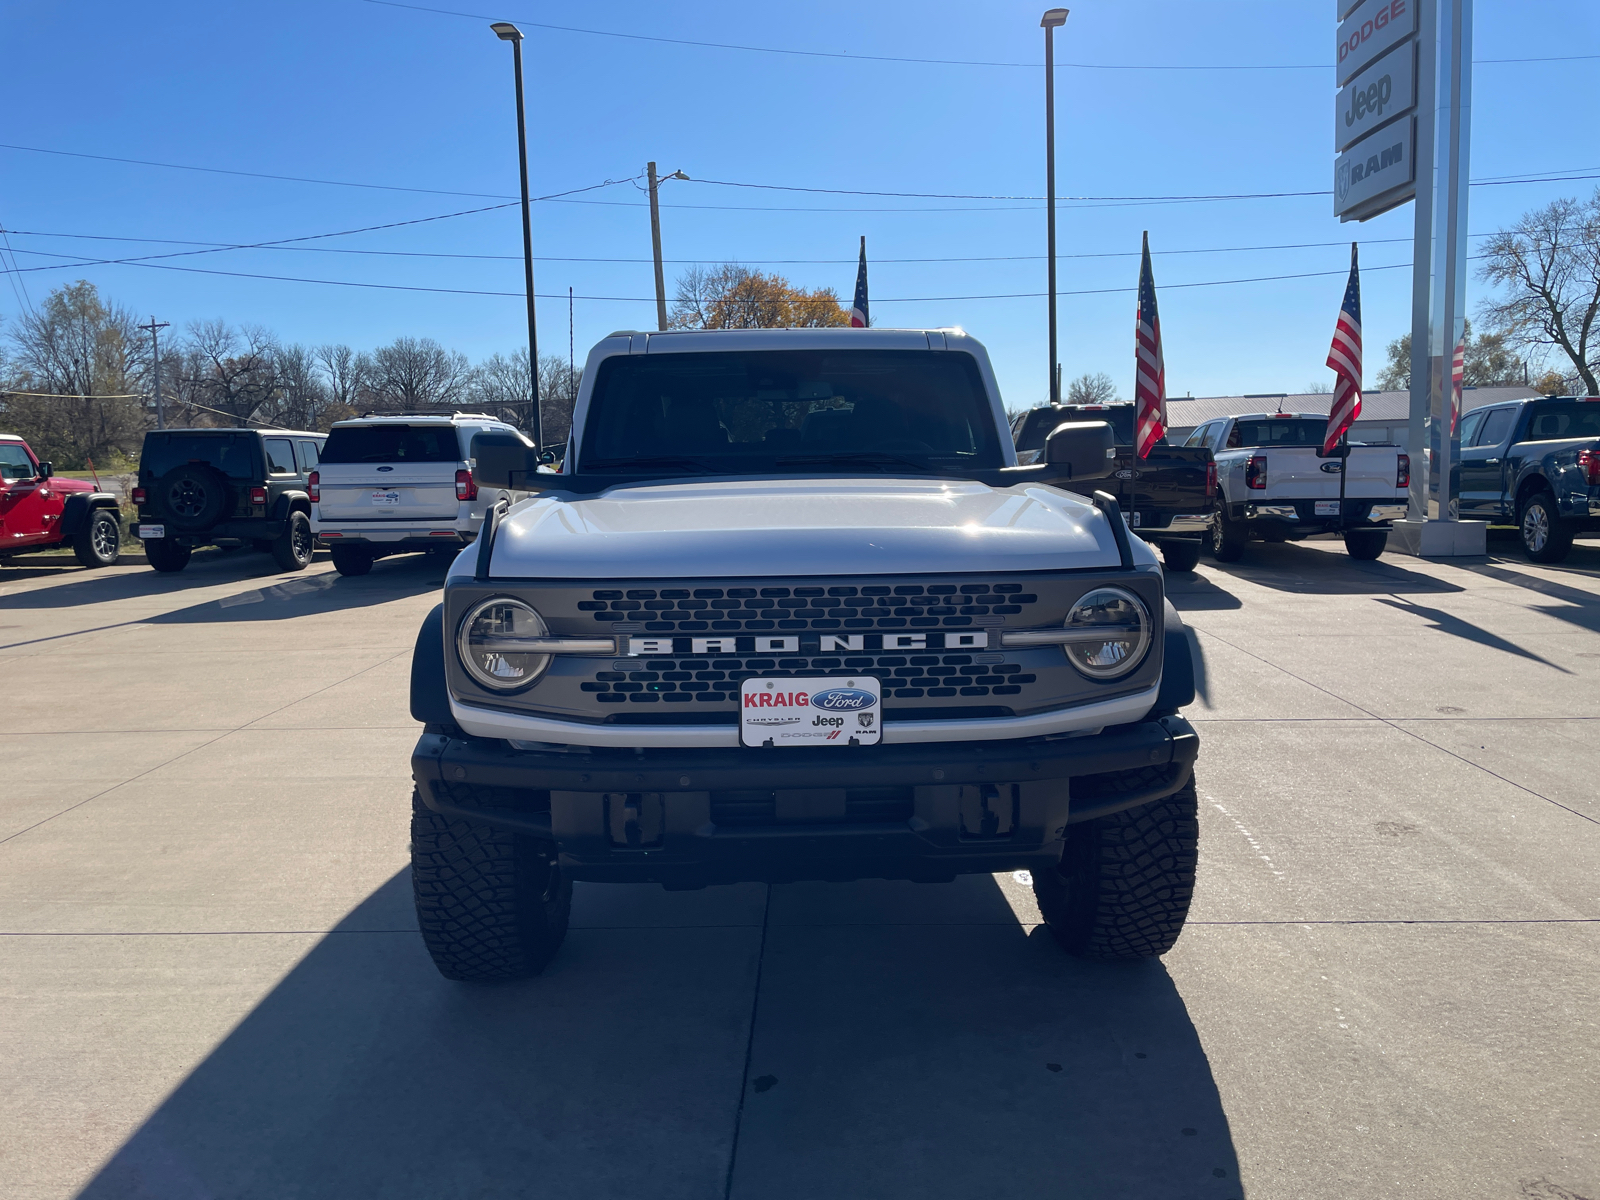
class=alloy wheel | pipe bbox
[1522,502,1549,553]
[92,515,119,559]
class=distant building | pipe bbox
[1163,386,1540,445]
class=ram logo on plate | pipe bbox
[740,676,882,747]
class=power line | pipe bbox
[359,0,1600,71]
[0,249,1434,301]
[0,143,639,204]
[0,227,1523,269]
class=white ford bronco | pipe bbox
[408,328,1200,980]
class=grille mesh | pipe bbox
[580,653,1038,705]
[579,581,1038,633]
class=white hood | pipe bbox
[483,477,1140,579]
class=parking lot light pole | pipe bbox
[491,21,543,449]
[1041,8,1069,407]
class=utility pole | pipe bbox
[1041,9,1069,406]
[648,162,668,331]
[140,316,170,429]
[490,22,542,449]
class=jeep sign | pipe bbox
[1336,40,1415,151]
[1334,118,1415,220]
[1336,0,1415,85]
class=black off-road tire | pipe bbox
[1518,490,1574,564]
[1032,771,1199,960]
[1343,528,1388,561]
[145,537,191,573]
[1158,538,1202,573]
[330,543,374,576]
[73,508,122,567]
[411,788,572,982]
[155,464,228,531]
[1208,503,1246,563]
[271,510,314,572]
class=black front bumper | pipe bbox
[411,715,1199,887]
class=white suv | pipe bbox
[310,411,529,576]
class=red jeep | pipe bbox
[0,434,124,568]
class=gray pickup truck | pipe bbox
[1456,395,1600,562]
[407,328,1200,981]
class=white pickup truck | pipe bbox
[1183,412,1410,561]
[406,327,1202,981]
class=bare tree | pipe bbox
[266,342,330,430]
[3,280,147,465]
[315,343,366,420]
[182,320,281,425]
[362,336,472,410]
[1477,190,1600,396]
[1064,371,1119,405]
[468,349,581,447]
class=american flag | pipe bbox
[1323,242,1362,454]
[850,235,868,328]
[1450,333,1465,434]
[1134,231,1165,459]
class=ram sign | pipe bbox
[1336,40,1415,152]
[1335,118,1415,221]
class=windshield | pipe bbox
[1226,419,1329,449]
[140,432,259,480]
[322,424,461,464]
[1524,401,1600,441]
[579,349,1003,472]
[1015,406,1136,451]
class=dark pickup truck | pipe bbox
[1012,403,1215,572]
[1457,395,1600,562]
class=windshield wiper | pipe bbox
[776,452,942,473]
[582,455,719,471]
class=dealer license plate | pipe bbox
[136,524,165,540]
[371,490,401,507]
[740,676,882,748]
[1130,510,1141,528]
[1314,500,1341,516]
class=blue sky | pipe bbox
[2,0,1596,408]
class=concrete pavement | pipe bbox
[1,537,1596,1199]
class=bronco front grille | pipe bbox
[581,653,1036,705]
[579,581,1039,633]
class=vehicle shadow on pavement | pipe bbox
[75,872,1240,1200]
[0,554,444,642]
[1203,540,1464,595]
[1371,596,1576,671]
[738,876,1241,1200]
[1165,572,1243,612]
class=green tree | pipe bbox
[1374,320,1526,391]
[671,265,849,329]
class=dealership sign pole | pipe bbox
[1333,0,1484,555]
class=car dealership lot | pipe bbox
[2,540,1596,1200]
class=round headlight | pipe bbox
[457,598,552,691]
[1062,587,1152,680]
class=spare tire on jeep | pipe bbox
[154,464,229,531]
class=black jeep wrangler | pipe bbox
[132,429,326,573]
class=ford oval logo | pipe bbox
[377,465,394,472]
[1320,461,1343,473]
[811,688,875,711]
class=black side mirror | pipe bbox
[536,450,558,466]
[37,461,53,479]
[1043,421,1116,481]
[471,430,540,489]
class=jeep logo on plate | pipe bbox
[811,688,875,711]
